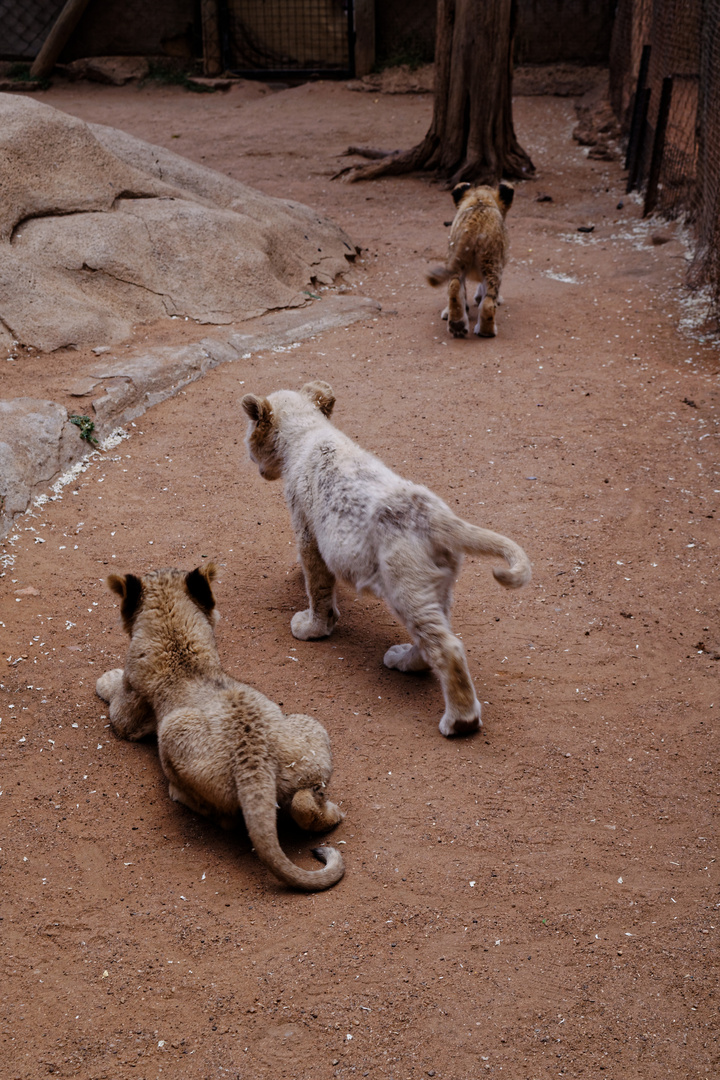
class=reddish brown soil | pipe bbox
[1,77,718,1080]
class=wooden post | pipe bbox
[626,86,651,193]
[625,44,651,170]
[201,0,223,77]
[644,76,674,217]
[354,0,375,78]
[30,0,93,79]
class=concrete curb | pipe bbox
[0,294,381,541]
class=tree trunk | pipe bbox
[338,0,534,185]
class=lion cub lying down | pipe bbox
[427,181,514,338]
[96,563,344,891]
[242,381,531,737]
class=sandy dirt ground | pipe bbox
[1,75,719,1080]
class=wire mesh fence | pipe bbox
[688,1,720,307]
[374,0,435,68]
[1,0,200,66]
[610,0,720,319]
[223,0,354,76]
[1,0,353,76]
[0,0,64,60]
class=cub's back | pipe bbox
[450,192,507,265]
[294,430,444,579]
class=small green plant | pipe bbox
[7,63,50,89]
[142,60,217,93]
[69,415,99,446]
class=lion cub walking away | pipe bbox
[96,564,345,891]
[427,181,514,338]
[242,382,531,738]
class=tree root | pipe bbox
[343,146,400,159]
[333,134,534,186]
[332,137,437,182]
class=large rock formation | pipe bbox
[0,94,355,351]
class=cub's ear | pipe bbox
[107,573,143,632]
[186,563,217,613]
[498,182,514,211]
[241,394,272,425]
[301,380,335,418]
[452,182,472,206]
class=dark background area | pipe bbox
[1,0,615,67]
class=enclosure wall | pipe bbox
[610,0,720,317]
[3,0,615,66]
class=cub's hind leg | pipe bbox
[159,711,238,829]
[384,643,431,672]
[415,609,481,736]
[166,780,237,831]
[474,280,487,306]
[291,527,339,640]
[290,787,344,832]
[473,280,503,309]
[384,553,457,674]
[447,274,469,337]
[274,713,344,831]
[474,269,502,337]
[383,552,481,736]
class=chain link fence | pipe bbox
[0,0,199,64]
[1,0,353,76]
[223,0,353,76]
[610,0,720,319]
[0,0,64,60]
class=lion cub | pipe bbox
[427,181,514,338]
[242,381,531,737]
[96,563,344,891]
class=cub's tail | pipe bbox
[427,264,453,287]
[436,509,532,589]
[240,776,344,891]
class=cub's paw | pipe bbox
[291,788,345,831]
[96,668,124,702]
[475,319,497,338]
[291,608,335,640]
[476,297,497,337]
[439,700,483,737]
[383,643,431,672]
[449,319,469,338]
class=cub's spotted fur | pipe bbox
[242,381,531,737]
[96,564,344,891]
[427,181,514,338]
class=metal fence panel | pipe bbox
[611,0,720,317]
[0,0,64,60]
[1,0,198,63]
[223,0,354,76]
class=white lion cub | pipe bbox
[242,381,531,737]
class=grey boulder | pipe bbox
[0,94,355,351]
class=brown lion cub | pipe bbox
[242,381,531,738]
[96,564,345,891]
[427,181,514,338]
